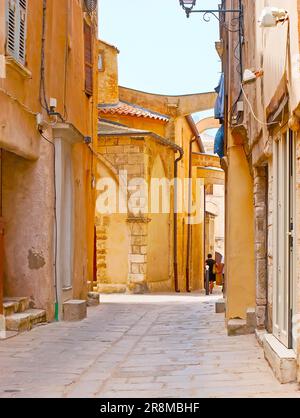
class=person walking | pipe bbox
[205,254,216,294]
[216,254,225,288]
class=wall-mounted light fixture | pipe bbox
[179,0,243,33]
[258,7,288,28]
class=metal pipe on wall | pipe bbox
[174,149,184,293]
[186,138,196,293]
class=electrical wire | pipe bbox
[39,131,54,145]
[0,86,38,116]
[39,0,50,113]
[241,84,277,126]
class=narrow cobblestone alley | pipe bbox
[1,294,299,398]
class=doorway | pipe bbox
[273,130,296,349]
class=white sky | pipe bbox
[99,0,221,97]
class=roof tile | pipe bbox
[99,101,169,122]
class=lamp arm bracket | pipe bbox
[185,9,243,33]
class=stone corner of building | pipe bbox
[263,334,297,384]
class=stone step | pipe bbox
[3,301,19,317]
[3,297,30,314]
[26,309,47,326]
[215,298,225,314]
[263,334,297,384]
[5,313,32,332]
[5,309,47,332]
[98,283,127,294]
[227,319,248,336]
[87,292,100,307]
[63,300,87,321]
[246,307,257,331]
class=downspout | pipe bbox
[185,116,205,293]
[174,148,184,293]
[186,138,196,292]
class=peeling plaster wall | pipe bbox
[2,145,55,318]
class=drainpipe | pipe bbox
[174,148,184,293]
[186,138,197,293]
[184,116,205,292]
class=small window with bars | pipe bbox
[6,0,28,66]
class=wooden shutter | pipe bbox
[84,21,93,96]
[6,0,27,65]
[18,0,27,64]
[7,0,17,58]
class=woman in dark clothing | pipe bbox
[205,254,216,294]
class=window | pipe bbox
[84,21,93,96]
[6,0,28,65]
[98,53,104,71]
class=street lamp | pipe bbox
[179,0,197,17]
[179,1,243,33]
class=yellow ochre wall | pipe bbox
[96,116,207,293]
[98,40,119,105]
[146,143,174,293]
[225,142,256,321]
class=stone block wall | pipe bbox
[97,135,150,293]
[254,166,268,330]
[267,158,274,333]
[95,215,109,284]
[127,219,149,293]
[96,134,176,293]
[99,137,145,182]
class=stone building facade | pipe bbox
[95,123,180,293]
[95,40,223,294]
[220,0,300,383]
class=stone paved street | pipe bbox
[0,294,300,398]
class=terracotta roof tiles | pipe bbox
[99,101,169,122]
